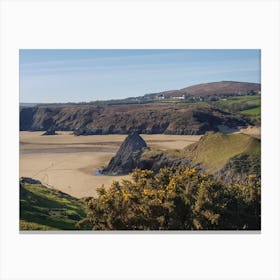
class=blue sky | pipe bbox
[19,49,261,103]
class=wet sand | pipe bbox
[20,132,201,198]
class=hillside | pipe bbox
[183,132,260,173]
[20,103,250,135]
[146,81,261,98]
[20,180,89,230]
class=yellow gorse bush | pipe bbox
[183,168,197,176]
[77,166,261,231]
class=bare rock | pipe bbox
[20,177,41,184]
[102,132,147,175]
[42,128,57,135]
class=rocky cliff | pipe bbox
[20,104,250,135]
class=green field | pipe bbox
[210,95,261,114]
[20,183,89,230]
[157,94,261,118]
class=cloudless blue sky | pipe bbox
[19,49,261,103]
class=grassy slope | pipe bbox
[20,183,88,230]
[140,132,260,175]
[241,106,261,115]
[183,132,260,173]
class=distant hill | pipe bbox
[145,81,261,99]
[19,81,260,134]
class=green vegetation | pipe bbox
[158,99,209,106]
[20,220,57,230]
[221,154,261,180]
[210,95,260,114]
[208,95,261,125]
[78,167,260,230]
[241,106,261,116]
[20,183,89,230]
[139,132,260,177]
[183,132,260,173]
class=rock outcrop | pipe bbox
[102,132,147,175]
[42,128,57,135]
[20,177,42,184]
[102,132,193,175]
[137,150,192,173]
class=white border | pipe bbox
[1,1,279,279]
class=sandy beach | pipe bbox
[20,132,201,198]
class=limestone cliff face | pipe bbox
[102,132,147,175]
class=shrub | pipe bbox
[77,167,260,230]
